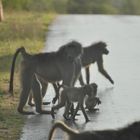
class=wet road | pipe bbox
[20,15,140,140]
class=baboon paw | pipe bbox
[28,103,35,107]
[110,79,114,84]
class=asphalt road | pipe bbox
[20,15,140,140]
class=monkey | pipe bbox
[85,83,101,111]
[85,97,101,111]
[80,41,114,85]
[51,83,97,122]
[8,41,83,115]
[48,120,140,140]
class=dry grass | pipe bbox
[0,11,55,140]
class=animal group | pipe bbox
[9,40,118,139]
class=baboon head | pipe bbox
[83,85,94,97]
[91,83,98,96]
[59,41,83,62]
[85,97,97,110]
[91,41,109,55]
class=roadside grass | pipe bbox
[0,11,55,140]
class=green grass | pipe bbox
[0,11,55,140]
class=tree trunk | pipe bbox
[0,0,4,22]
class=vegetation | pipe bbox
[2,0,140,15]
[0,11,55,139]
[0,0,140,139]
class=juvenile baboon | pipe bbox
[81,41,114,84]
[48,120,140,140]
[51,83,97,122]
[9,41,83,115]
[85,84,101,111]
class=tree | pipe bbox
[0,0,4,21]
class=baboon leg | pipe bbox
[52,83,59,104]
[32,75,51,114]
[52,101,65,110]
[28,93,34,106]
[51,101,65,119]
[18,88,34,114]
[63,101,72,120]
[79,74,85,86]
[70,103,74,115]
[41,81,48,97]
[85,67,90,84]
[97,60,114,84]
[80,104,90,122]
[41,82,50,105]
[72,103,80,120]
[17,70,34,115]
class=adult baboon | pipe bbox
[85,83,101,111]
[9,41,83,115]
[51,83,97,122]
[81,41,114,84]
[48,121,140,140]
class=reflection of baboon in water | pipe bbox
[52,83,97,122]
[9,41,83,115]
[81,41,114,84]
[49,121,140,140]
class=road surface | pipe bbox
[20,15,140,140]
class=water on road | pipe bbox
[20,15,140,140]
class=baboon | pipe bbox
[48,120,140,140]
[9,41,83,115]
[51,83,97,122]
[85,97,101,111]
[85,83,101,111]
[81,41,114,84]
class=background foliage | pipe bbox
[2,0,140,15]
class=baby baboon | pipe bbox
[9,41,83,115]
[85,97,101,111]
[81,41,114,84]
[85,83,101,111]
[48,121,140,140]
[52,83,97,122]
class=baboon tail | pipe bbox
[8,47,26,96]
[48,121,78,140]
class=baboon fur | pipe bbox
[49,121,140,140]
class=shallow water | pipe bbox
[21,15,140,140]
